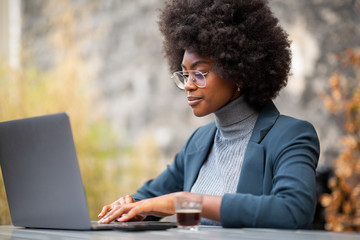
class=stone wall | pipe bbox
[270,0,360,164]
[21,0,360,165]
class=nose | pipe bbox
[184,76,197,90]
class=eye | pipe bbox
[194,72,205,80]
[182,73,190,79]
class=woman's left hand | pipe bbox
[98,192,183,224]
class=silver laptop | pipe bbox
[0,113,176,231]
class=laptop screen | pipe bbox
[0,113,92,230]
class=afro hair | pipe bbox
[158,0,291,109]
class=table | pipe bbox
[0,225,359,240]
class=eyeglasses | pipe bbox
[171,70,208,90]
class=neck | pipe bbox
[214,96,257,138]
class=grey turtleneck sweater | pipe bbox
[190,96,259,225]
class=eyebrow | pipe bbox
[181,60,211,70]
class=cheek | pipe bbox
[208,75,235,94]
[204,87,233,112]
[200,76,237,114]
[211,81,235,100]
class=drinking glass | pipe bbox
[174,194,202,231]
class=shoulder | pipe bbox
[192,121,216,137]
[182,121,217,152]
[253,102,320,156]
[254,102,318,143]
[260,114,320,162]
[272,115,318,140]
[188,121,216,142]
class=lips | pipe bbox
[187,96,203,106]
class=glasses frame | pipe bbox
[171,70,208,90]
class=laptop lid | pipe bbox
[0,113,92,230]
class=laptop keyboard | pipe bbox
[91,221,178,231]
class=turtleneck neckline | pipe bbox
[214,96,258,139]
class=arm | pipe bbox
[221,119,320,229]
[201,195,222,221]
[99,191,223,223]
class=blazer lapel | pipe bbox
[237,142,265,194]
[249,101,280,143]
[237,101,279,195]
[183,123,217,191]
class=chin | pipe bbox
[192,110,210,117]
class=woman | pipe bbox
[98,0,320,229]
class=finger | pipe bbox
[98,205,112,218]
[117,202,150,222]
[117,206,140,222]
[101,206,128,223]
[117,214,144,222]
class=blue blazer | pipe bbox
[132,101,320,229]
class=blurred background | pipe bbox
[0,0,359,231]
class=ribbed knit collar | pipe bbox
[214,96,258,139]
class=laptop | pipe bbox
[0,113,177,231]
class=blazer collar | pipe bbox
[249,101,280,143]
[188,122,217,153]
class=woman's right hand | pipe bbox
[98,195,145,222]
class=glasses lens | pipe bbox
[172,72,186,90]
[193,72,206,87]
[172,71,206,90]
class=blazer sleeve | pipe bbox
[220,117,320,229]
